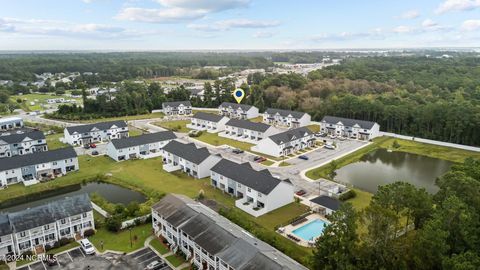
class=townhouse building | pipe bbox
[151,194,308,270]
[187,112,229,133]
[0,147,78,187]
[0,215,15,257]
[0,130,47,159]
[63,120,129,146]
[0,117,23,131]
[263,108,311,128]
[251,127,316,157]
[5,194,94,256]
[106,131,177,161]
[210,159,294,217]
[220,119,278,144]
[162,101,192,116]
[319,116,380,140]
[161,140,221,179]
[218,102,259,120]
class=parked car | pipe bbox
[298,155,309,160]
[329,134,337,139]
[254,156,267,162]
[89,143,97,148]
[232,148,244,154]
[338,137,346,141]
[324,144,335,150]
[80,239,95,255]
[92,150,99,156]
[83,144,90,149]
[295,189,307,196]
[145,260,165,270]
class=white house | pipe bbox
[162,101,192,116]
[251,127,316,157]
[151,194,308,270]
[161,140,221,179]
[309,195,342,215]
[219,119,278,144]
[7,194,94,255]
[63,120,129,146]
[0,117,24,131]
[210,159,294,217]
[263,108,311,128]
[0,215,15,257]
[187,112,229,133]
[0,130,48,159]
[319,116,380,140]
[106,131,177,161]
[0,147,78,187]
[218,102,259,120]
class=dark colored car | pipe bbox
[92,150,99,156]
[298,155,309,160]
[89,143,97,148]
[232,148,244,154]
[255,157,267,163]
[295,190,307,196]
[83,144,90,149]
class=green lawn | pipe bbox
[149,238,170,255]
[278,161,291,167]
[89,224,152,253]
[306,124,320,133]
[196,132,254,150]
[74,112,165,123]
[11,94,82,112]
[261,160,274,166]
[46,133,69,150]
[347,188,373,211]
[153,120,191,133]
[165,254,186,267]
[46,241,80,255]
[249,116,264,123]
[129,125,145,137]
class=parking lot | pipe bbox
[126,247,171,270]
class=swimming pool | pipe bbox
[292,219,329,241]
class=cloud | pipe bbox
[435,0,480,14]
[422,19,438,28]
[393,25,413,33]
[461,19,480,31]
[396,10,420,19]
[188,19,280,31]
[253,31,274,38]
[116,0,250,23]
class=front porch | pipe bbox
[235,197,268,217]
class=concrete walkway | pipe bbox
[145,235,190,270]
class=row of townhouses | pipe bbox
[63,120,129,146]
[0,117,24,131]
[106,131,177,161]
[0,147,78,187]
[187,112,229,133]
[0,194,94,257]
[320,116,380,140]
[152,194,308,270]
[263,108,311,128]
[251,127,316,157]
[210,159,294,217]
[162,101,192,116]
[0,130,47,159]
[218,102,259,120]
[220,119,278,144]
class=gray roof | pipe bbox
[0,214,12,236]
[0,130,45,144]
[65,120,127,134]
[211,159,285,195]
[265,108,307,119]
[310,195,342,211]
[110,131,176,149]
[268,127,313,145]
[192,112,225,123]
[151,194,192,218]
[321,116,377,130]
[219,102,255,112]
[226,119,271,132]
[162,101,192,108]
[216,239,260,269]
[240,253,283,270]
[8,194,92,232]
[164,205,197,227]
[180,213,214,237]
[0,147,77,171]
[162,140,212,164]
[193,224,236,255]
[0,127,35,136]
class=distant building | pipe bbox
[106,131,176,161]
[187,112,229,133]
[263,108,311,128]
[220,119,278,144]
[218,102,259,120]
[63,121,129,146]
[162,101,192,116]
[319,116,380,140]
[309,195,342,215]
[251,127,316,157]
[0,117,24,131]
[0,130,47,158]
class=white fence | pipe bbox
[91,202,109,218]
[381,132,480,152]
[121,215,151,230]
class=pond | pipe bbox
[334,149,453,193]
[0,182,147,213]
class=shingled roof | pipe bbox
[65,121,127,134]
[162,101,192,107]
[310,195,342,211]
[267,127,313,145]
[0,147,77,171]
[265,108,307,119]
[162,140,212,164]
[0,130,45,144]
[219,102,254,111]
[110,131,176,149]
[321,116,377,130]
[192,112,225,123]
[226,119,271,132]
[0,214,12,237]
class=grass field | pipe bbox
[165,254,186,267]
[11,94,82,112]
[74,112,165,123]
[196,132,254,150]
[306,124,320,133]
[153,120,190,133]
[89,223,152,253]
[45,133,69,150]
[149,238,169,255]
[279,161,291,167]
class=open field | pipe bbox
[46,133,69,150]
[153,120,190,132]
[72,112,165,123]
[11,93,82,111]
[306,124,320,133]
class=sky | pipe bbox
[0,0,479,50]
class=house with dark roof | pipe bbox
[210,159,294,217]
[0,214,14,257]
[161,140,221,178]
[162,101,192,116]
[6,194,94,255]
[263,108,311,128]
[0,117,23,131]
[320,116,380,140]
[106,131,177,161]
[63,120,129,146]
[220,119,279,144]
[251,127,316,157]
[0,130,47,158]
[187,112,229,133]
[0,147,78,187]
[151,194,307,270]
[310,195,342,215]
[218,102,259,120]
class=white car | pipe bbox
[329,134,337,139]
[80,239,95,255]
[145,260,165,270]
[324,144,336,150]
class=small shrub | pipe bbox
[197,189,205,200]
[58,237,74,246]
[105,215,122,232]
[83,228,95,237]
[339,189,357,201]
[392,140,401,149]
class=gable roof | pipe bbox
[226,119,271,133]
[192,112,225,123]
[216,239,260,269]
[219,102,254,111]
[162,101,191,108]
[193,224,237,255]
[0,117,22,124]
[265,108,307,119]
[0,214,12,236]
[321,116,377,130]
[0,130,45,144]
[110,131,176,149]
[0,147,77,171]
[267,127,313,145]
[211,159,286,195]
[310,195,342,211]
[65,121,127,134]
[162,140,212,164]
